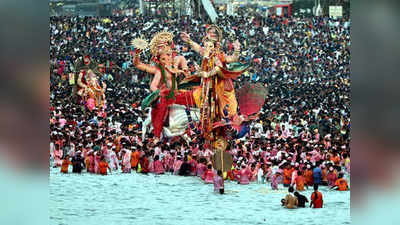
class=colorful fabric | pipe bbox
[158,64,176,100]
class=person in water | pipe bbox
[283,164,293,187]
[281,186,298,209]
[238,163,252,185]
[214,170,224,194]
[202,164,215,184]
[178,156,192,176]
[99,155,112,175]
[313,162,323,185]
[294,191,308,208]
[327,166,338,188]
[60,155,72,173]
[295,170,306,191]
[310,184,323,208]
[71,152,85,173]
[152,154,165,174]
[196,157,207,177]
[139,151,150,174]
[271,172,281,190]
[304,164,314,186]
[331,173,349,191]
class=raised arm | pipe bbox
[131,49,157,75]
[174,55,189,76]
[181,32,204,56]
[225,40,241,63]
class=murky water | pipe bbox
[50,167,350,225]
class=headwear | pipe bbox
[204,25,222,42]
[149,31,174,58]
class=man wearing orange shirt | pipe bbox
[331,173,349,191]
[131,147,141,171]
[304,164,314,186]
[283,164,293,187]
[60,155,72,173]
[295,170,306,191]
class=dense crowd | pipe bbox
[50,11,350,201]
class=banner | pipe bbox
[329,6,343,19]
[202,0,218,23]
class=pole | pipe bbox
[220,137,224,191]
[139,0,143,15]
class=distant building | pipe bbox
[49,0,116,16]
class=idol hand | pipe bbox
[200,71,209,78]
[233,39,241,51]
[180,32,191,43]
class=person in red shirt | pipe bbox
[99,156,111,175]
[310,184,323,208]
[140,152,150,174]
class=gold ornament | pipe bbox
[149,31,174,57]
[131,38,149,50]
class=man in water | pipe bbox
[178,156,192,176]
[313,162,323,185]
[310,184,323,208]
[71,151,85,173]
[331,173,349,191]
[214,170,224,194]
[282,186,298,209]
[294,191,309,208]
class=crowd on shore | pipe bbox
[50,11,350,205]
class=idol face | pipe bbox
[158,46,173,66]
[207,28,218,42]
[213,136,227,151]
